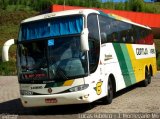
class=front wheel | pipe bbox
[102,78,113,104]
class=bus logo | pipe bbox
[96,81,103,95]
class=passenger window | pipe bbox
[87,14,100,73]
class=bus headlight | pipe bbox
[69,84,89,92]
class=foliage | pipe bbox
[0,0,160,13]
[127,0,145,12]
[0,0,160,76]
[154,39,160,70]
[32,0,53,11]
[0,10,38,75]
[0,60,16,75]
[157,54,160,70]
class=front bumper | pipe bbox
[20,90,92,107]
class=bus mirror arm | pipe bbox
[80,28,89,51]
[14,39,18,44]
[2,39,15,62]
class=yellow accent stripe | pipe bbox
[126,44,157,83]
[126,44,141,82]
[108,14,131,21]
[63,80,74,86]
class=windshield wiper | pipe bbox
[28,57,47,71]
[56,67,68,80]
[49,57,68,80]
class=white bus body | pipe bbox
[14,9,157,107]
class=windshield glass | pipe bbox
[48,36,87,80]
[17,15,88,82]
[18,40,48,81]
[18,36,88,82]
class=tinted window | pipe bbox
[98,15,153,45]
[87,14,100,73]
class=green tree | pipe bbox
[103,0,115,9]
[115,2,125,10]
[127,0,145,12]
[1,0,8,10]
[32,0,53,11]
[145,4,157,13]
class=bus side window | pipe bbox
[99,15,113,44]
[121,32,126,43]
[87,14,100,73]
[112,32,118,42]
[101,32,107,43]
[134,26,140,44]
[127,30,134,43]
[131,36,134,43]
[117,21,132,44]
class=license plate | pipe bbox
[45,98,57,103]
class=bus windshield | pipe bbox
[48,36,87,80]
[18,35,88,82]
[17,15,88,82]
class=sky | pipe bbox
[102,0,127,2]
[102,0,156,2]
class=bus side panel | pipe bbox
[127,44,157,83]
[83,42,157,102]
[112,43,137,87]
[101,43,126,92]
[106,43,157,91]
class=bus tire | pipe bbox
[102,78,113,104]
[148,78,151,84]
[148,68,152,84]
[106,78,113,104]
[142,70,149,87]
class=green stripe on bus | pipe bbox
[120,44,136,84]
[113,43,132,86]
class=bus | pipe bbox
[14,9,157,107]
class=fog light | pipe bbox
[84,94,89,98]
[79,94,89,100]
[79,96,83,100]
[24,101,27,104]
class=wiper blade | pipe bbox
[31,58,47,71]
[49,57,68,80]
[56,67,68,80]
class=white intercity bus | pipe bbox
[3,9,157,107]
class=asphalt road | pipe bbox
[0,72,160,119]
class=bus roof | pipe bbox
[21,9,99,23]
[21,9,151,30]
[100,12,151,30]
[109,14,151,30]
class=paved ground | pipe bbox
[0,72,160,119]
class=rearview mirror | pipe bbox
[80,28,89,51]
[2,39,15,62]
